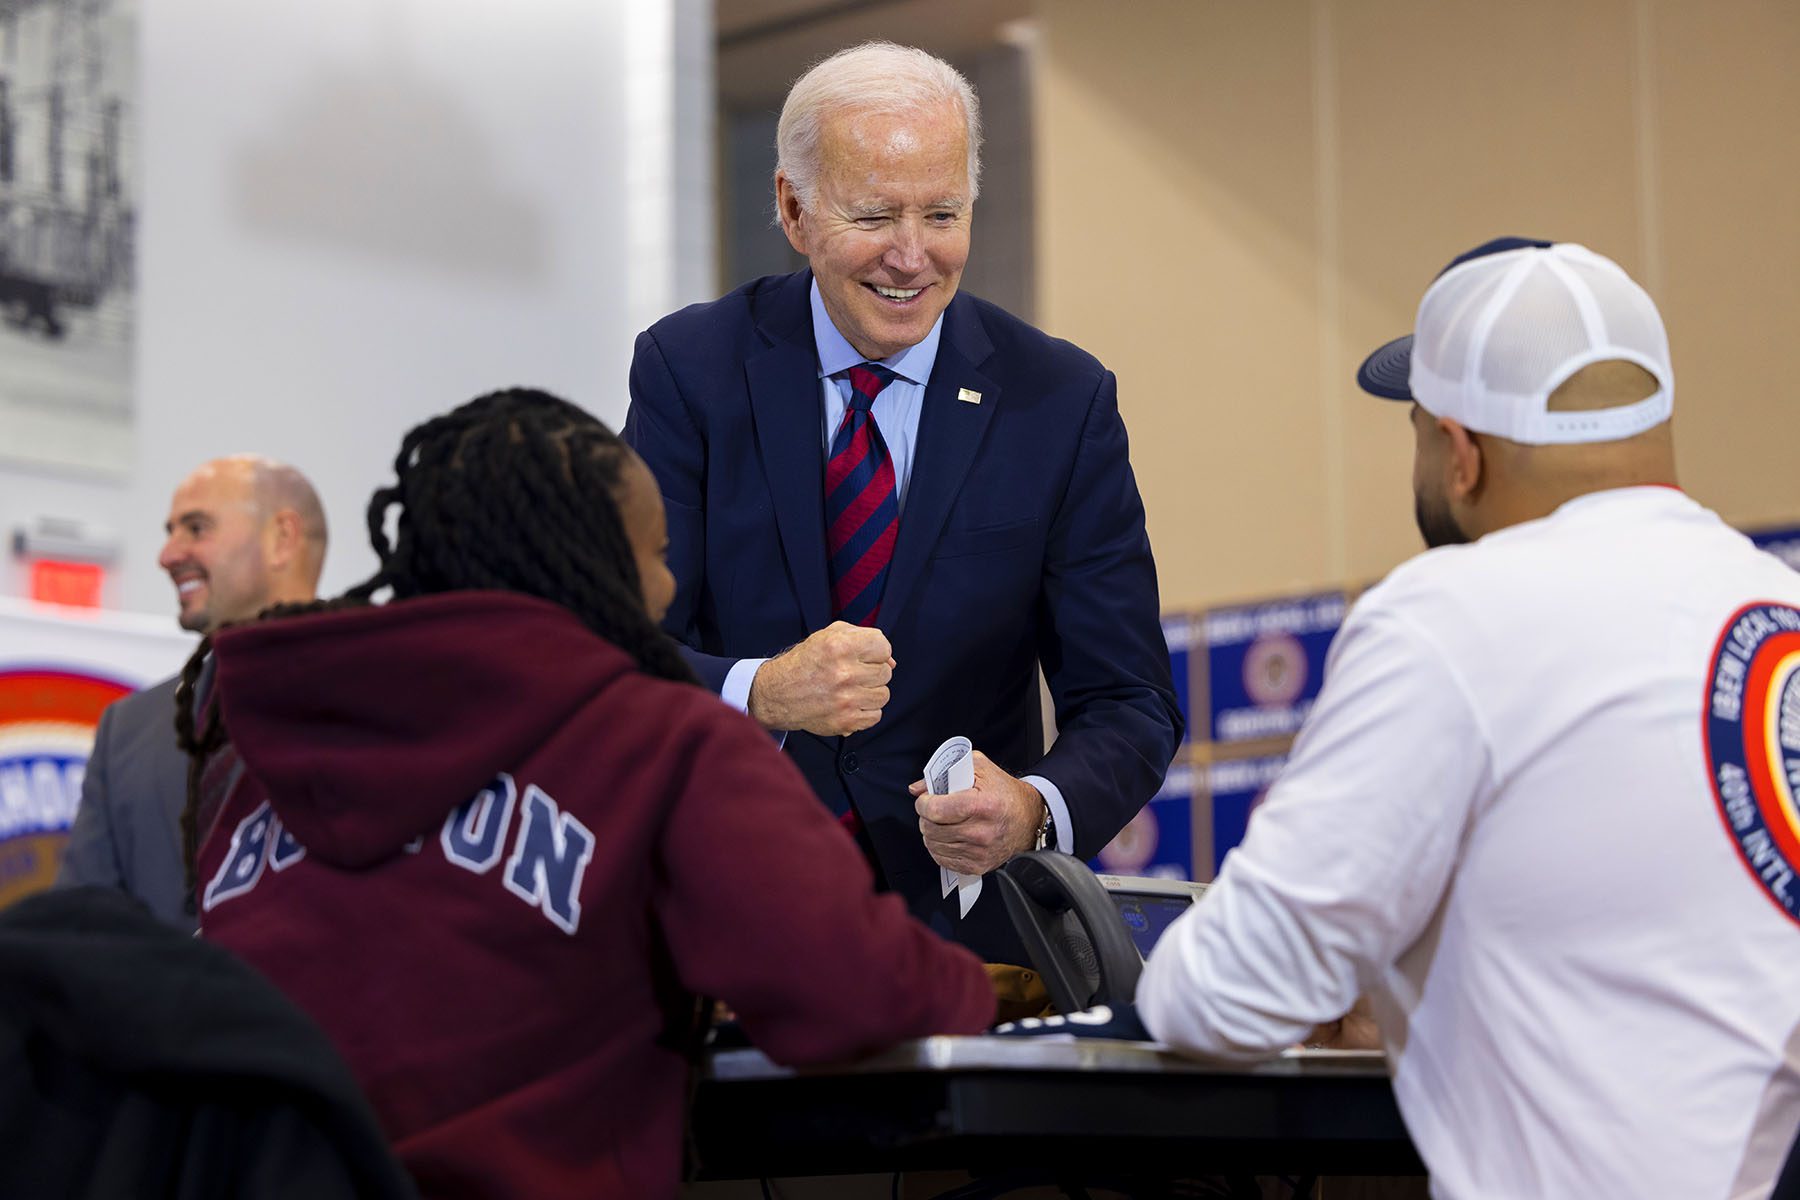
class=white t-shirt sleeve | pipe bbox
[1137,601,1492,1061]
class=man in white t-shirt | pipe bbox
[1137,238,1800,1199]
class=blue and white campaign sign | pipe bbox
[0,598,194,908]
[1093,760,1194,881]
[1748,525,1800,574]
[1203,592,1345,743]
[1161,613,1201,748]
[1206,754,1287,875]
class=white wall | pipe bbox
[0,0,714,615]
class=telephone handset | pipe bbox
[994,850,1145,1016]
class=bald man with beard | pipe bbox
[57,455,326,930]
[1138,240,1800,1200]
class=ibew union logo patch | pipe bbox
[1705,602,1800,926]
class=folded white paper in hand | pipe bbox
[925,736,982,918]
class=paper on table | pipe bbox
[925,736,982,918]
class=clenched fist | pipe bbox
[748,621,894,736]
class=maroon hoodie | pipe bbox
[195,592,993,1199]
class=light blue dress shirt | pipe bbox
[809,279,936,511]
[721,280,1072,855]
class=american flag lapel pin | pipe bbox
[957,388,982,405]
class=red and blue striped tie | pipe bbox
[826,364,899,626]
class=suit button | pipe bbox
[842,752,860,774]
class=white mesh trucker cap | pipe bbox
[1356,237,1673,445]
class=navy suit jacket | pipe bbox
[624,271,1182,960]
[55,676,196,933]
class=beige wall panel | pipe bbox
[1649,0,1800,531]
[1037,0,1800,611]
[1330,0,1647,584]
[1037,0,1327,609]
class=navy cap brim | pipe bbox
[1356,237,1555,402]
[1356,334,1414,401]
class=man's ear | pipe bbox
[774,173,808,256]
[1440,418,1485,504]
[265,509,302,572]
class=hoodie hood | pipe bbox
[211,592,639,868]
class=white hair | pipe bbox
[775,41,983,214]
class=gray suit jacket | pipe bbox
[56,675,196,933]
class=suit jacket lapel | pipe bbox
[159,674,193,856]
[747,274,833,634]
[881,296,998,629]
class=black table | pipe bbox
[692,1036,1422,1184]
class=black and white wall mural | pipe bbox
[0,0,135,475]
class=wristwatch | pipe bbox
[1033,801,1054,852]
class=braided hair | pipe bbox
[176,387,692,903]
[353,387,692,684]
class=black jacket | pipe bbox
[0,886,415,1199]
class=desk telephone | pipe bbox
[994,850,1208,1016]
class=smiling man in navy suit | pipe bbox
[623,41,1181,961]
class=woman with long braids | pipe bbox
[183,389,994,1199]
